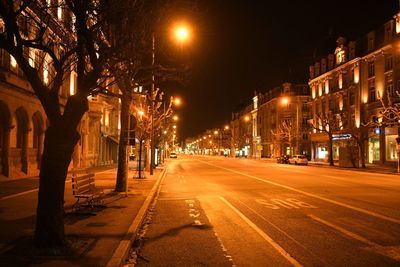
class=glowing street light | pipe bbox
[281,97,289,105]
[173,23,191,43]
[150,22,192,175]
[173,115,179,121]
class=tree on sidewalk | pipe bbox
[271,119,297,156]
[106,0,192,190]
[309,112,343,166]
[0,0,135,249]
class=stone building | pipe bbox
[231,83,310,159]
[308,10,400,166]
[0,2,120,180]
[258,83,311,158]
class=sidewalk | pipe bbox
[258,157,400,175]
[0,164,166,267]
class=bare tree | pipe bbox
[0,0,134,249]
[271,120,297,156]
[309,112,343,166]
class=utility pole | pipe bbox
[150,33,155,175]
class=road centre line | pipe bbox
[199,160,400,225]
[219,196,302,267]
[308,214,400,261]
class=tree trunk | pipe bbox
[145,139,150,171]
[115,94,131,192]
[359,140,366,168]
[328,135,334,166]
[34,125,80,248]
[138,139,143,178]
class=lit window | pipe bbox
[10,55,17,68]
[29,48,35,67]
[69,70,76,95]
[325,80,329,94]
[338,73,343,89]
[43,57,49,84]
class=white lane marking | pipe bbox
[256,198,318,210]
[0,180,72,201]
[95,168,117,174]
[219,196,302,267]
[0,189,38,201]
[200,161,400,225]
[309,214,400,261]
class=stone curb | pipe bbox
[106,166,168,267]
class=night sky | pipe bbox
[171,0,398,141]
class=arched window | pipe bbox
[15,107,29,173]
[32,112,44,149]
[0,101,11,176]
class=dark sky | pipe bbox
[172,0,398,140]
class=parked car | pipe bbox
[289,155,308,165]
[169,152,177,158]
[277,155,289,164]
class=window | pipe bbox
[368,61,375,77]
[369,79,376,102]
[385,55,393,72]
[386,73,394,97]
[350,90,355,106]
[329,98,335,111]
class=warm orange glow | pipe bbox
[214,130,219,135]
[244,116,250,122]
[138,110,144,116]
[173,115,179,121]
[354,65,359,84]
[224,125,230,130]
[312,85,316,99]
[363,95,368,103]
[325,80,329,94]
[173,125,177,129]
[281,97,289,105]
[173,23,191,43]
[173,97,181,106]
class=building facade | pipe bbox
[309,11,400,166]
[0,2,120,180]
[231,83,311,159]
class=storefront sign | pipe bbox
[332,134,352,140]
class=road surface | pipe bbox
[137,155,400,266]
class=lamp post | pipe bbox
[149,24,190,175]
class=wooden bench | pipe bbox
[71,173,104,211]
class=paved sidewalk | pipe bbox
[256,157,400,175]
[0,164,166,267]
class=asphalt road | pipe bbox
[137,155,400,267]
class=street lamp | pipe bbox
[150,24,191,175]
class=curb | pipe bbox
[106,166,168,267]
